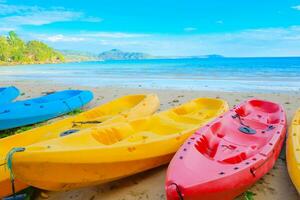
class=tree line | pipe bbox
[0,31,65,64]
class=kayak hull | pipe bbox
[0,86,19,104]
[287,109,300,193]
[11,98,228,192]
[0,90,93,130]
[0,94,159,198]
[166,99,286,200]
[14,153,174,191]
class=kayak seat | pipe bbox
[145,117,190,135]
[235,99,280,123]
[195,126,262,164]
[166,111,211,125]
[195,130,221,159]
[92,123,134,145]
[248,99,280,113]
[221,151,247,164]
[195,109,276,163]
[220,145,258,164]
[267,113,280,124]
[235,105,250,117]
[91,116,188,145]
[195,131,260,163]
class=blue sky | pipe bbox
[1,0,300,57]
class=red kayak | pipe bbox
[166,99,286,200]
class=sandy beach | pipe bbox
[0,0,299,199]
[0,80,299,200]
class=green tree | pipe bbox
[0,31,65,64]
[7,31,26,62]
[0,36,11,62]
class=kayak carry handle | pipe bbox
[250,150,275,177]
[166,183,184,200]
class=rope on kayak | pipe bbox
[78,96,84,107]
[0,158,6,167]
[232,113,249,127]
[6,147,25,199]
[72,120,102,128]
[73,120,102,125]
[62,100,73,112]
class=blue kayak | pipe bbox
[0,90,93,130]
[0,86,20,105]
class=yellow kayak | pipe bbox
[10,98,228,191]
[287,109,300,193]
[0,94,159,198]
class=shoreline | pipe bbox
[0,80,299,199]
[0,61,66,67]
[0,59,104,67]
[2,79,300,95]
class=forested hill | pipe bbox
[0,31,65,65]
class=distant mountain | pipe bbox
[61,49,224,62]
[98,49,153,60]
[61,50,100,62]
[169,54,225,59]
[202,54,224,58]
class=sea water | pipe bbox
[1,57,300,92]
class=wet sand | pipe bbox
[0,80,299,200]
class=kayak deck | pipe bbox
[287,109,300,193]
[166,99,286,200]
[0,94,159,198]
[10,98,228,191]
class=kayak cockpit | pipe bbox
[194,99,285,164]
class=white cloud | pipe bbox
[81,32,149,38]
[19,26,300,57]
[292,5,300,10]
[0,2,101,30]
[30,32,149,43]
[42,34,86,42]
[216,20,223,24]
[1,10,83,26]
[103,26,300,57]
[0,4,38,15]
[184,27,197,32]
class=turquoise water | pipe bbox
[1,57,300,92]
